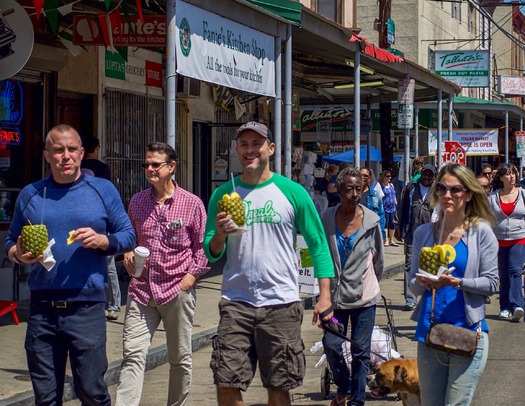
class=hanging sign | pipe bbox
[428,129,499,156]
[516,131,525,158]
[175,0,275,97]
[434,50,489,88]
[0,0,34,80]
[397,104,414,129]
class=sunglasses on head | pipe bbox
[435,182,467,197]
[141,161,170,170]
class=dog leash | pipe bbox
[320,320,391,362]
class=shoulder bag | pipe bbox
[425,288,480,358]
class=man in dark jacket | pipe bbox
[397,164,436,310]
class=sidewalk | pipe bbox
[0,245,406,406]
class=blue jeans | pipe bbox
[25,301,110,406]
[417,332,489,406]
[498,244,525,312]
[106,256,121,312]
[322,306,376,406]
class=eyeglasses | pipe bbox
[482,172,491,177]
[141,162,169,170]
[435,182,468,197]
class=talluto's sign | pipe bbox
[434,50,489,88]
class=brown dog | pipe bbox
[367,358,420,406]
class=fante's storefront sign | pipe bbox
[428,129,499,156]
[175,0,275,97]
[73,15,166,47]
[434,50,489,88]
[105,51,163,87]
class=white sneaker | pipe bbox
[499,309,511,319]
[512,307,524,322]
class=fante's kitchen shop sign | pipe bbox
[498,76,525,96]
[73,15,166,47]
[434,50,489,88]
[175,0,275,97]
[428,129,498,156]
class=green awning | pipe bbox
[246,0,302,25]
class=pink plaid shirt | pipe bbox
[127,182,209,306]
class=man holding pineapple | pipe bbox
[5,124,136,405]
[204,122,335,406]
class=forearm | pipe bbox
[209,233,227,258]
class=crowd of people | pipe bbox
[4,121,523,406]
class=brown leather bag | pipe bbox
[425,289,480,358]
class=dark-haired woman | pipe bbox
[488,163,525,322]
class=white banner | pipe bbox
[175,0,275,97]
[428,129,499,156]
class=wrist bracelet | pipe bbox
[12,249,20,264]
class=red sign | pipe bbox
[0,128,21,145]
[439,141,466,166]
[73,15,166,47]
[145,61,163,88]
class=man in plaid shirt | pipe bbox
[115,142,208,406]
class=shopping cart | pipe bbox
[319,295,398,400]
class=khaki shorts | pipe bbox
[210,299,305,391]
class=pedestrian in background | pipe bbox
[315,164,338,195]
[359,167,386,241]
[476,174,491,195]
[116,142,208,406]
[379,169,398,246]
[409,163,498,406]
[203,122,334,406]
[411,156,424,182]
[321,167,384,406]
[397,164,436,310]
[327,163,350,207]
[81,135,121,321]
[481,163,493,182]
[488,163,525,322]
[5,124,136,405]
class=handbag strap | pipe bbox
[429,288,482,334]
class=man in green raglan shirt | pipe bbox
[203,122,334,406]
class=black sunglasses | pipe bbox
[141,161,170,170]
[435,182,467,197]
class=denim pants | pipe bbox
[498,244,525,312]
[116,289,196,406]
[417,332,488,406]
[404,243,417,303]
[322,306,376,406]
[25,301,110,406]
[106,256,121,312]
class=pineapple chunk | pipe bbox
[67,230,76,245]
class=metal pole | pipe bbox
[448,93,453,141]
[403,75,410,183]
[354,52,361,169]
[274,36,282,174]
[437,89,443,168]
[521,114,523,171]
[414,105,419,158]
[166,0,176,149]
[366,105,371,169]
[505,109,509,164]
[284,24,292,178]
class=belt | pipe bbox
[40,301,90,309]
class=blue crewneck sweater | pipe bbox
[5,174,136,302]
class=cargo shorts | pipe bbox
[210,299,306,391]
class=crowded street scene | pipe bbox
[2,0,525,406]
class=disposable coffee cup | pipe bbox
[133,246,150,277]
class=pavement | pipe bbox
[0,245,407,406]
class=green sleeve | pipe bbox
[273,175,335,279]
[203,182,231,262]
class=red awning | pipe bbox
[350,34,404,63]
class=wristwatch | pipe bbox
[454,278,463,290]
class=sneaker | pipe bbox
[498,309,511,319]
[512,307,524,322]
[106,311,119,321]
[403,301,415,311]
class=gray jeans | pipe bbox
[106,256,121,312]
[404,243,417,303]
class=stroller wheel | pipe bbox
[320,366,332,399]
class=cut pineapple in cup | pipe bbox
[218,192,245,227]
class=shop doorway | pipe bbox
[192,122,212,206]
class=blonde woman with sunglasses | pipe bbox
[409,163,498,406]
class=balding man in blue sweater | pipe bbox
[5,124,136,406]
